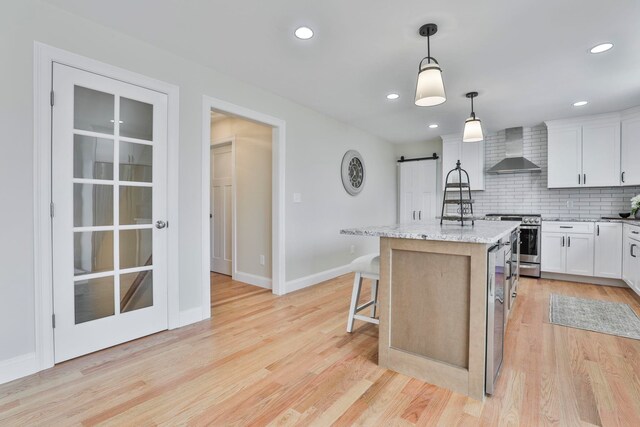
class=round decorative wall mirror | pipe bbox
[341,150,365,196]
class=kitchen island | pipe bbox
[341,221,519,400]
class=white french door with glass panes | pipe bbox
[52,63,168,362]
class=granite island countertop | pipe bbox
[340,220,520,244]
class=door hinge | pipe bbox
[50,202,55,218]
[50,90,55,107]
[52,314,56,328]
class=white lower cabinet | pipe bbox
[541,231,594,276]
[594,222,623,279]
[565,233,595,276]
[541,232,566,273]
[623,225,640,295]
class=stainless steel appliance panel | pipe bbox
[486,241,507,395]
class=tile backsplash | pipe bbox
[472,125,640,218]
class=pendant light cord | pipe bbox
[427,35,431,64]
[470,94,475,118]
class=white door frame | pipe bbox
[201,96,286,310]
[210,137,236,277]
[33,42,180,371]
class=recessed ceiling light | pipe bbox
[428,124,438,129]
[294,27,314,40]
[590,43,613,54]
[386,93,399,100]
[573,101,588,107]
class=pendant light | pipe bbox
[463,92,484,142]
[415,23,446,107]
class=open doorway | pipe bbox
[201,96,286,317]
[208,109,275,298]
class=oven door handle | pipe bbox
[519,225,540,230]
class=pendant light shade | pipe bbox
[415,61,446,107]
[415,24,446,107]
[463,92,484,142]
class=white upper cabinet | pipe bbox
[547,125,582,188]
[546,114,620,188]
[621,109,640,186]
[441,134,484,191]
[582,121,620,187]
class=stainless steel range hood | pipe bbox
[487,127,541,174]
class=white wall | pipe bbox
[0,1,396,368]
[211,115,273,280]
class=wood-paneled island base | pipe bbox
[341,221,519,401]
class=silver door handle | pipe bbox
[419,211,422,220]
[632,244,637,258]
[584,174,586,185]
[597,225,600,236]
[622,171,626,183]
[155,220,167,229]
[568,236,571,247]
[412,211,415,220]
[560,226,573,229]
[578,174,581,185]
[562,236,565,247]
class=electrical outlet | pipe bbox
[350,245,355,254]
[566,200,574,209]
[259,255,265,266]
[293,193,302,203]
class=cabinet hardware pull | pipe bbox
[418,211,422,220]
[597,225,600,236]
[622,171,626,183]
[412,211,415,220]
[584,174,586,185]
[568,236,571,247]
[632,231,639,235]
[562,236,565,247]
[559,226,573,229]
[632,244,637,258]
[578,174,581,185]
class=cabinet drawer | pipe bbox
[542,221,594,234]
[624,224,640,239]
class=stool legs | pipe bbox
[347,273,363,333]
[371,279,379,318]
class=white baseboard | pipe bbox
[0,352,39,385]
[179,307,204,327]
[234,271,272,289]
[285,264,351,294]
[541,272,628,288]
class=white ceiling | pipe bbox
[43,0,640,144]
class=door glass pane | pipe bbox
[73,135,114,180]
[75,276,115,324]
[119,186,152,225]
[120,271,153,313]
[120,229,152,269]
[120,97,153,140]
[73,183,114,227]
[120,142,152,182]
[74,231,114,276]
[74,86,115,134]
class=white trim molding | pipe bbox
[179,307,204,328]
[234,272,273,289]
[0,353,39,386]
[285,265,351,294]
[202,95,286,311]
[33,42,180,376]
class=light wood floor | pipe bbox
[1,273,640,426]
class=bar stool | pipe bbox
[347,253,380,332]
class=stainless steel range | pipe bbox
[486,214,541,278]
